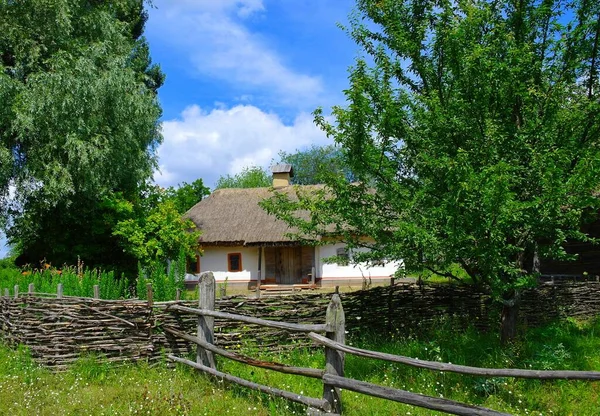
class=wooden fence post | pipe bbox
[93,285,100,299]
[147,283,153,307]
[57,284,63,299]
[3,288,8,297]
[197,271,216,369]
[323,293,345,414]
[176,288,181,301]
[14,285,18,299]
[28,283,34,294]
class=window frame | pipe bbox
[187,254,201,274]
[227,252,243,272]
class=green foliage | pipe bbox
[0,264,130,299]
[214,166,271,189]
[266,0,600,306]
[277,144,356,185]
[164,179,210,214]
[112,195,200,268]
[0,0,163,272]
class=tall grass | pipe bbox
[0,313,598,414]
[0,253,186,301]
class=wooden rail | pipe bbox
[308,332,600,380]
[166,304,330,333]
[166,272,600,415]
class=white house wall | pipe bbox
[316,243,401,282]
[187,246,262,283]
[186,242,401,286]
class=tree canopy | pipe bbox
[278,144,357,185]
[0,0,164,270]
[264,0,600,341]
[214,166,272,189]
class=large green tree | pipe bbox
[265,0,600,341]
[0,0,163,270]
[278,144,357,185]
[214,166,272,189]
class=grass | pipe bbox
[2,316,599,415]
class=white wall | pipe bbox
[185,243,402,284]
[186,246,262,283]
[316,242,402,281]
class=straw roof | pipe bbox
[184,186,323,246]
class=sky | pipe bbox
[0,0,358,258]
[145,0,357,189]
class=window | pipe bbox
[336,247,349,266]
[187,255,200,274]
[228,253,242,272]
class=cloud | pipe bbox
[154,104,330,188]
[147,1,323,109]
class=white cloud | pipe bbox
[154,104,330,188]
[147,1,323,108]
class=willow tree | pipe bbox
[0,0,163,270]
[264,0,600,342]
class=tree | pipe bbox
[214,166,271,189]
[265,0,600,342]
[277,144,357,185]
[0,0,164,269]
[112,185,200,268]
[165,179,210,213]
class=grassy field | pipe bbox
[1,316,599,415]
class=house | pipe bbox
[183,165,402,288]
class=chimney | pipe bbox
[271,164,294,187]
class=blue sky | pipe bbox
[0,0,358,258]
[145,0,357,189]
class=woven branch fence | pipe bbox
[1,280,600,369]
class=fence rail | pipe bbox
[163,272,600,415]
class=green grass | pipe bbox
[1,316,599,415]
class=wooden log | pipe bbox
[176,289,181,301]
[93,285,100,299]
[165,326,324,379]
[147,284,153,307]
[323,293,344,414]
[57,284,63,299]
[197,272,216,369]
[28,283,34,294]
[168,354,330,412]
[322,374,510,416]
[167,304,329,333]
[308,332,600,380]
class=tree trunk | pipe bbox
[500,290,521,344]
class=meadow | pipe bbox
[1,315,599,415]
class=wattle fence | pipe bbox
[1,278,600,370]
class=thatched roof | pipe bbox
[184,186,322,246]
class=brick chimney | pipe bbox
[271,164,294,187]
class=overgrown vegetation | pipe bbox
[0,255,186,301]
[1,316,599,415]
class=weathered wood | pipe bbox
[167,304,329,333]
[146,284,153,307]
[308,332,600,380]
[323,293,345,414]
[164,326,324,379]
[197,272,216,369]
[176,289,181,301]
[28,283,34,294]
[93,285,100,299]
[57,284,63,299]
[3,288,8,297]
[322,374,510,416]
[14,285,18,299]
[168,354,331,412]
